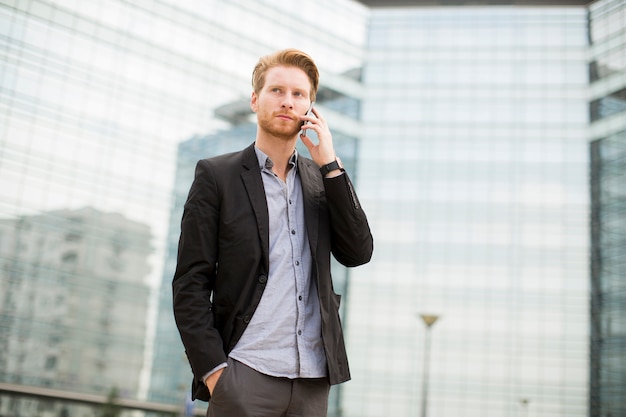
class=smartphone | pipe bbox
[299,101,315,137]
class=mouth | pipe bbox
[276,113,295,121]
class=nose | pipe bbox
[281,93,294,109]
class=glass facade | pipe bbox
[345,6,590,417]
[0,208,152,415]
[2,0,625,416]
[0,0,367,414]
[588,1,626,416]
[590,131,626,417]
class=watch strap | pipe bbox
[320,160,341,177]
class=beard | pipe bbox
[257,110,300,140]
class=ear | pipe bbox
[250,91,258,113]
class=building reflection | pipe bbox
[0,208,152,416]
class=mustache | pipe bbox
[274,111,298,119]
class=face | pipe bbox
[251,66,312,140]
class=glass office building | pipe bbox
[588,0,626,416]
[2,0,624,416]
[344,4,590,417]
[590,133,626,417]
[0,0,367,414]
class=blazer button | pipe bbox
[258,275,268,284]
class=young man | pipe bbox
[172,48,373,417]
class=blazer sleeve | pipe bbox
[323,173,374,267]
[172,159,227,395]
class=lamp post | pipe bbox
[519,398,530,417]
[419,314,439,417]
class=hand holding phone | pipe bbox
[299,103,336,168]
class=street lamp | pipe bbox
[519,398,530,417]
[419,314,439,417]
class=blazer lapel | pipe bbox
[240,144,270,272]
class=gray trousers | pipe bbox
[207,358,331,417]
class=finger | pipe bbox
[300,132,314,150]
[311,106,324,120]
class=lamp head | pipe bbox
[420,314,440,327]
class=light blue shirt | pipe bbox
[228,147,327,379]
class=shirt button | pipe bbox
[298,295,303,301]
[295,260,300,266]
[298,330,302,335]
[291,229,296,235]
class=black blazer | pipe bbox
[172,143,373,401]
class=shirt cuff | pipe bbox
[202,362,228,386]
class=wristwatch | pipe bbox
[319,157,344,177]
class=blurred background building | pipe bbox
[348,2,592,416]
[588,1,626,417]
[0,207,152,415]
[0,0,624,416]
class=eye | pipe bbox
[272,87,281,93]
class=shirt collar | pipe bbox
[254,146,298,171]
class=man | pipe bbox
[172,48,373,417]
